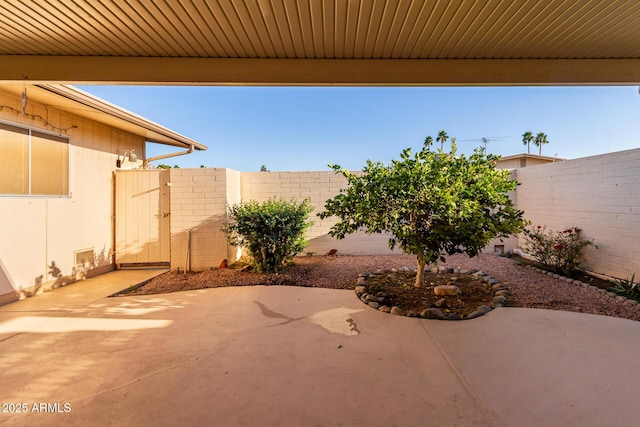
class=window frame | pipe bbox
[0,119,71,198]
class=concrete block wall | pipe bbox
[515,148,640,280]
[240,171,396,256]
[169,149,639,281]
[225,168,242,261]
[169,168,231,271]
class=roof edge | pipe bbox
[36,84,207,151]
[499,153,565,161]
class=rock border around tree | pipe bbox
[354,267,511,320]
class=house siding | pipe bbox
[0,88,145,304]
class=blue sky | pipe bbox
[78,85,640,172]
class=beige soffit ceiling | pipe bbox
[1,0,639,85]
[0,83,207,150]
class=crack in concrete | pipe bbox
[419,320,501,427]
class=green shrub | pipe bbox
[222,198,313,273]
[611,274,640,302]
[523,225,594,275]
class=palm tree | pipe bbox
[534,132,549,155]
[522,131,534,154]
[423,135,434,150]
[436,130,448,150]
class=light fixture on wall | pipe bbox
[116,150,138,168]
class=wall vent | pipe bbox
[75,248,95,267]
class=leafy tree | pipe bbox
[157,164,171,169]
[534,132,549,155]
[436,130,448,150]
[319,139,525,287]
[522,131,534,154]
[260,165,269,172]
[423,135,434,149]
[222,198,313,273]
[200,164,206,168]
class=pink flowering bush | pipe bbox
[523,225,594,275]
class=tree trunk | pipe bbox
[415,258,426,288]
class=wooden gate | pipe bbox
[115,169,170,267]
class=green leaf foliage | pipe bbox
[222,198,313,273]
[611,274,640,302]
[319,139,526,285]
[523,225,594,275]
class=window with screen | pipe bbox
[0,122,70,196]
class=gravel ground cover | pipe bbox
[118,253,640,322]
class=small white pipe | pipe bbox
[143,145,194,168]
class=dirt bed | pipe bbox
[120,253,640,322]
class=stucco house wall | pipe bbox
[515,148,640,280]
[0,88,145,304]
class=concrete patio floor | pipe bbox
[1,274,640,426]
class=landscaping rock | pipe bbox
[435,298,447,308]
[421,308,445,320]
[365,294,379,302]
[356,277,366,285]
[495,289,511,297]
[434,285,461,296]
[355,285,367,296]
[491,283,505,291]
[615,296,626,303]
[624,299,639,306]
[488,278,500,285]
[368,301,380,309]
[446,313,461,320]
[492,296,507,305]
[477,305,492,313]
[378,305,391,313]
[390,306,405,316]
[467,305,492,319]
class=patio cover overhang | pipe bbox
[0,0,639,86]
